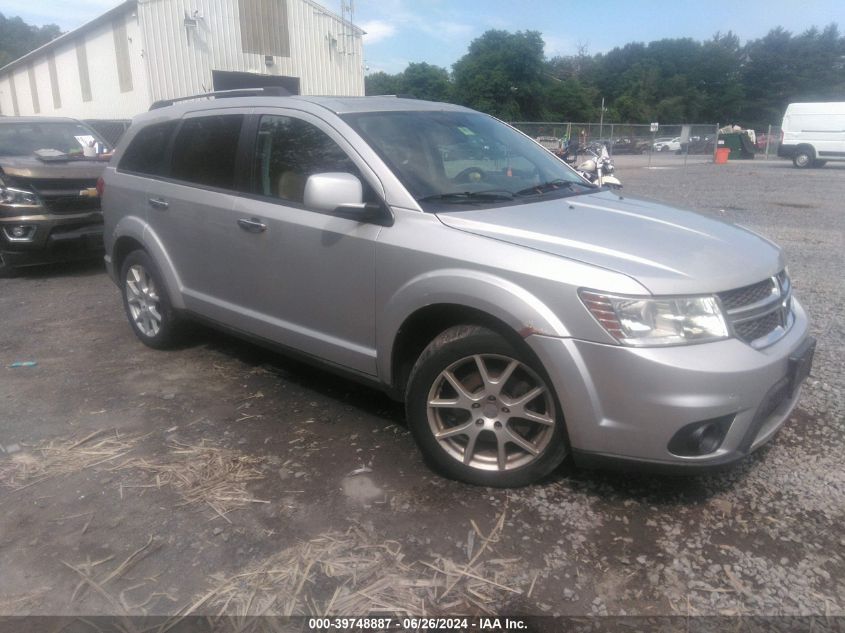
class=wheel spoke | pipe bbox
[442,370,478,405]
[496,435,508,471]
[434,421,474,440]
[473,355,493,390]
[495,359,519,394]
[505,428,540,455]
[463,432,479,465]
[148,304,162,323]
[504,386,544,408]
[517,409,555,426]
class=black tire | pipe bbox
[0,253,17,278]
[405,325,569,487]
[812,160,827,168]
[119,249,184,349]
[793,147,814,169]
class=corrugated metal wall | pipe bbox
[0,9,150,119]
[0,0,364,119]
[138,0,364,104]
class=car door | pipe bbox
[208,110,384,376]
[142,109,249,311]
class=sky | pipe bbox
[6,0,845,74]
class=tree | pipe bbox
[365,71,403,96]
[399,62,452,101]
[0,13,61,68]
[452,30,547,120]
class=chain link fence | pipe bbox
[511,121,783,161]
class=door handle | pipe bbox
[148,197,169,210]
[237,217,267,233]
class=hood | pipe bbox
[436,190,784,295]
[0,155,108,180]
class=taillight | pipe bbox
[96,176,105,197]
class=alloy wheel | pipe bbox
[125,264,162,337]
[426,354,556,472]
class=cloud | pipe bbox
[359,19,398,44]
[543,33,574,58]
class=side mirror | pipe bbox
[303,172,391,225]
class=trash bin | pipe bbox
[720,133,755,159]
[715,148,731,164]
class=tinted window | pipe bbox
[119,121,177,176]
[171,115,244,189]
[254,115,361,204]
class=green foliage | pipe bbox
[365,23,845,127]
[365,63,452,101]
[452,30,547,120]
[0,12,61,68]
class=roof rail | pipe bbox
[149,87,290,111]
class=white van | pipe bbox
[778,102,845,168]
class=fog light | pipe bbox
[667,415,734,456]
[3,225,36,241]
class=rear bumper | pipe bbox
[0,211,104,268]
[777,143,797,158]
[526,299,812,470]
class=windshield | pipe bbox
[342,110,591,210]
[0,121,108,157]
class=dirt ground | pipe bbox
[0,155,843,621]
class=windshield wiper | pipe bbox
[515,179,590,197]
[417,190,515,203]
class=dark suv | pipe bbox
[0,117,110,276]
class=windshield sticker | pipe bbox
[457,126,476,136]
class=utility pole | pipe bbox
[599,97,605,140]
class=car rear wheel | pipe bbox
[120,250,183,349]
[405,325,569,487]
[793,148,813,168]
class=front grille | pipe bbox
[25,178,101,215]
[41,196,100,214]
[734,310,781,342]
[719,278,776,310]
[27,178,98,193]
[719,271,793,348]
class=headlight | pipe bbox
[579,290,729,346]
[0,185,40,207]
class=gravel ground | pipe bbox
[0,154,842,620]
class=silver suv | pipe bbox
[102,92,814,487]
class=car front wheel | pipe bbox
[120,250,183,349]
[406,325,569,487]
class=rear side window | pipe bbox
[118,121,177,175]
[170,115,244,189]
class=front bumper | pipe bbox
[527,299,811,469]
[0,211,104,269]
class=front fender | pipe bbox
[377,268,570,383]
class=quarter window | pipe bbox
[119,121,177,176]
[254,115,361,205]
[170,115,244,189]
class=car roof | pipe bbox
[131,95,477,126]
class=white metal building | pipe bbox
[0,0,364,120]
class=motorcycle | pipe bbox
[575,144,622,189]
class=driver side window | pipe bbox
[254,115,365,205]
